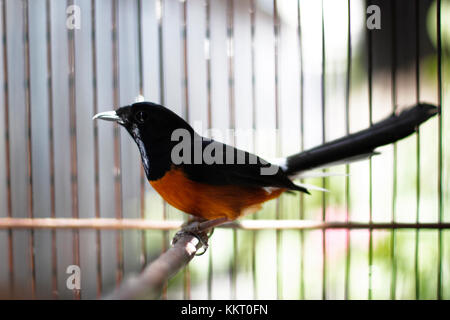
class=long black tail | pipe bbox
[284,103,439,176]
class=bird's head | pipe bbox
[94,101,192,141]
[93,101,193,180]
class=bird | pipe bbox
[93,102,438,238]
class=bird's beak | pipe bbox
[92,110,122,123]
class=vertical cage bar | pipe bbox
[390,0,398,301]
[205,0,212,131]
[226,0,237,300]
[414,0,421,300]
[90,0,102,298]
[181,0,189,122]
[344,0,352,301]
[157,0,169,300]
[67,0,80,300]
[111,0,124,287]
[136,0,147,271]
[320,0,327,300]
[273,0,282,300]
[366,0,374,301]
[1,0,13,297]
[227,0,235,135]
[24,0,35,298]
[249,0,257,300]
[181,0,191,300]
[436,0,443,301]
[45,0,58,299]
[205,0,213,300]
[297,0,305,300]
[23,0,36,299]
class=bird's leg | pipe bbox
[172,217,230,256]
[181,216,207,229]
[182,217,229,234]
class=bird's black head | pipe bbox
[94,101,194,180]
[110,101,192,140]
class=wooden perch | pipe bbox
[103,219,225,299]
[103,231,205,300]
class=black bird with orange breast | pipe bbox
[94,102,437,234]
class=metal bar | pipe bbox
[227,0,235,134]
[226,0,237,300]
[297,0,305,300]
[436,0,443,301]
[205,0,212,130]
[414,0,421,300]
[366,0,374,301]
[205,0,213,301]
[136,0,147,271]
[1,0,14,297]
[181,0,190,300]
[249,0,257,300]
[156,0,168,300]
[344,0,352,301]
[157,0,165,111]
[1,218,449,231]
[67,0,80,300]
[272,0,283,300]
[390,0,398,301]
[111,0,124,287]
[231,222,237,299]
[23,0,36,299]
[320,0,327,300]
[181,0,189,123]
[45,0,58,299]
[207,243,213,299]
[90,0,102,298]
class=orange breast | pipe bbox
[150,167,285,220]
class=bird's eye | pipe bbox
[135,110,149,124]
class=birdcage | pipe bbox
[0,0,448,300]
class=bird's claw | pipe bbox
[171,222,212,256]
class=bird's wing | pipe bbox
[180,139,307,192]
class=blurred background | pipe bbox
[0,0,449,299]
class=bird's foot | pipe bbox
[171,217,228,256]
[172,220,211,256]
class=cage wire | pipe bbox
[0,0,448,300]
